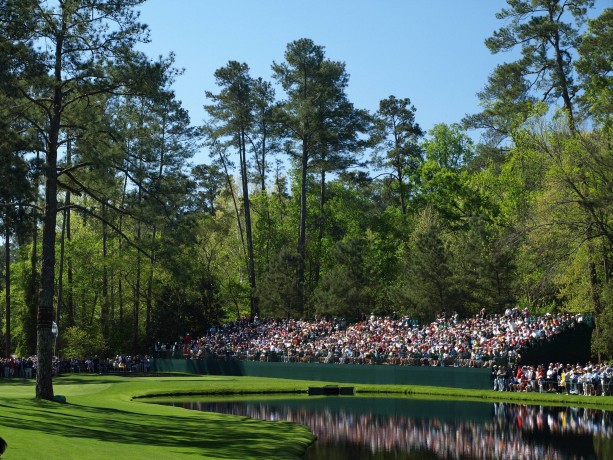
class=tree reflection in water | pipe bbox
[169,398,613,459]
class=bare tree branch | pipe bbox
[0,202,44,211]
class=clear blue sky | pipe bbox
[136,0,606,166]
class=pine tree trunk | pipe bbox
[26,154,40,356]
[55,196,68,356]
[146,226,155,340]
[66,189,73,326]
[313,168,326,286]
[102,201,109,340]
[118,174,128,323]
[551,13,575,131]
[397,167,406,216]
[134,220,141,352]
[36,7,70,400]
[4,221,11,357]
[36,137,58,400]
[240,129,258,318]
[296,140,308,315]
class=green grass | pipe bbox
[0,374,315,459]
[358,383,613,409]
[1,373,612,459]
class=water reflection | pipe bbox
[164,397,612,459]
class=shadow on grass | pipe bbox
[0,379,35,387]
[1,376,132,386]
[49,374,238,386]
[0,397,310,458]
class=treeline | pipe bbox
[0,1,611,396]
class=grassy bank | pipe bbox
[0,374,314,459]
[1,373,612,459]
[357,382,613,409]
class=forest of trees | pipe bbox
[1,1,611,399]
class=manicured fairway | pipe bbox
[0,374,315,459]
[1,373,612,459]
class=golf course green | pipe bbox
[1,373,612,459]
[0,374,315,459]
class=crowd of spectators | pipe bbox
[0,354,151,379]
[54,354,152,374]
[493,362,613,396]
[0,356,35,379]
[156,308,585,369]
[2,308,604,393]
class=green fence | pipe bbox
[151,359,492,390]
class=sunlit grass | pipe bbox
[356,383,613,409]
[0,375,315,459]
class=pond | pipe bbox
[158,396,613,459]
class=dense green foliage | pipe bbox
[0,0,611,388]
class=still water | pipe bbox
[160,396,612,459]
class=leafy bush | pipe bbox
[61,326,107,358]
